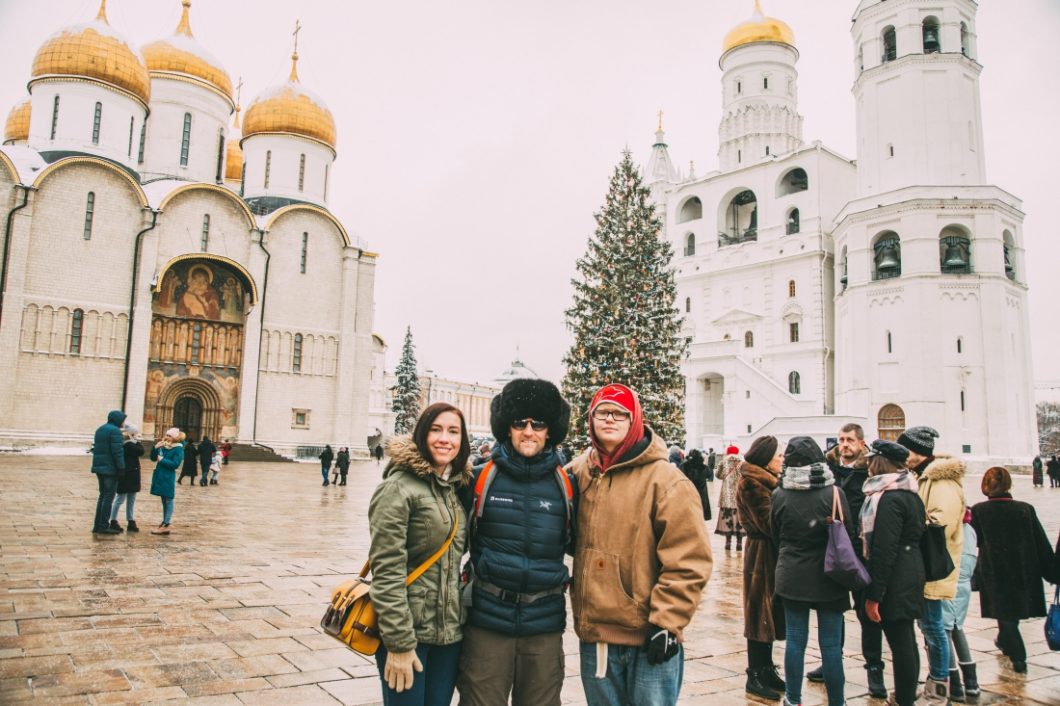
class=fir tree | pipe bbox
[392,326,421,435]
[562,150,687,451]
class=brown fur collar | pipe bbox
[923,454,964,482]
[383,435,473,486]
[825,445,867,470]
[739,461,779,490]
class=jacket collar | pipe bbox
[825,445,867,470]
[922,454,964,482]
[739,461,779,489]
[589,427,665,477]
[493,442,561,481]
[383,435,473,487]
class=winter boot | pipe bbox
[745,667,781,700]
[959,662,979,697]
[919,675,949,704]
[948,668,965,702]
[126,520,139,533]
[866,663,887,698]
[806,666,825,683]
[765,665,785,691]
[736,534,743,551]
[109,520,124,533]
[725,536,732,551]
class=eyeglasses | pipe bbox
[593,409,631,422]
[511,418,548,431]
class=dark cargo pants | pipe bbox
[456,623,564,706]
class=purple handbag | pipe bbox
[824,486,871,590]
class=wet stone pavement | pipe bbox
[1,454,1059,705]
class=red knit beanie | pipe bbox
[726,445,740,455]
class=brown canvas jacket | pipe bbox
[570,429,713,646]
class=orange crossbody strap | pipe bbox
[473,461,495,520]
[405,509,459,586]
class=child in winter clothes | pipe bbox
[209,453,221,485]
[941,508,979,699]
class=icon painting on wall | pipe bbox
[156,261,245,324]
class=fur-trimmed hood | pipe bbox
[825,445,867,470]
[922,454,964,482]
[383,435,473,486]
[739,461,779,490]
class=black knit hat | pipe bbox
[897,426,939,457]
[783,436,825,467]
[490,379,570,446]
[867,439,909,466]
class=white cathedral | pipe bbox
[648,0,1036,466]
[0,1,378,455]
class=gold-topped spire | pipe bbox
[722,0,796,53]
[176,0,193,37]
[289,20,302,82]
[231,77,243,128]
[97,0,108,22]
[657,109,663,131]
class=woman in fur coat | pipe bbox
[736,435,786,700]
[715,445,744,550]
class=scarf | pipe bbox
[779,462,833,490]
[859,470,919,558]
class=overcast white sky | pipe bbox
[1,0,1058,387]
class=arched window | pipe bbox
[684,233,696,257]
[70,309,84,355]
[92,102,103,145]
[300,232,309,273]
[200,214,210,252]
[721,190,757,246]
[298,153,306,192]
[778,168,808,196]
[138,123,147,164]
[786,208,800,234]
[685,297,691,313]
[857,45,864,72]
[127,117,135,157]
[887,330,893,354]
[180,112,192,166]
[264,150,272,188]
[788,371,801,395]
[922,16,941,54]
[878,404,906,441]
[957,337,963,354]
[324,164,330,201]
[840,247,848,290]
[887,143,895,158]
[215,128,225,182]
[50,95,60,140]
[960,22,970,57]
[882,26,897,62]
[744,331,754,348]
[83,192,95,240]
[939,225,972,274]
[789,322,800,343]
[292,334,303,373]
[788,280,796,298]
[1003,230,1016,281]
[872,231,901,280]
[678,197,703,223]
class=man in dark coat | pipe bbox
[90,410,126,534]
[1047,455,1060,488]
[455,379,576,706]
[706,447,716,481]
[1032,455,1044,487]
[197,435,216,487]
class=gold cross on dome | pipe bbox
[293,19,302,54]
[658,109,663,131]
[235,76,244,107]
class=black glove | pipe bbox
[644,624,680,665]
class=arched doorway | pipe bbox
[878,403,906,441]
[173,397,203,441]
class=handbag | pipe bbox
[320,512,458,656]
[1046,585,1060,651]
[824,486,871,590]
[919,481,956,582]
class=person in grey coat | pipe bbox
[91,410,126,534]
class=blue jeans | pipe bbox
[93,474,118,531]
[374,642,461,706]
[579,641,684,706]
[161,497,174,525]
[918,598,949,680]
[784,604,845,706]
[321,464,330,484]
[110,492,136,522]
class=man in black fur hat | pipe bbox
[455,378,576,706]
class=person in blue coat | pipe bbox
[456,379,576,706]
[149,427,184,534]
[90,410,126,534]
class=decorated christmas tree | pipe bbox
[392,326,421,435]
[562,150,687,451]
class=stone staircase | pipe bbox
[227,443,295,463]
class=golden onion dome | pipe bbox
[224,105,243,181]
[4,96,31,144]
[30,0,150,105]
[243,52,336,150]
[142,0,233,100]
[723,0,796,53]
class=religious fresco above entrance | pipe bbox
[155,261,246,324]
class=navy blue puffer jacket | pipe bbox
[465,443,576,636]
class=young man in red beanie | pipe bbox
[569,383,712,705]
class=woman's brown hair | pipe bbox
[981,466,1012,498]
[412,402,471,473]
[867,455,903,477]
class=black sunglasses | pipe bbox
[510,418,548,431]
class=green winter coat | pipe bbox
[368,436,470,653]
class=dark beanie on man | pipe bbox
[490,379,570,446]
[783,436,825,467]
[744,435,779,468]
[897,426,939,457]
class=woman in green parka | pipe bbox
[368,402,471,705]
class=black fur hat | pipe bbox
[490,379,570,446]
